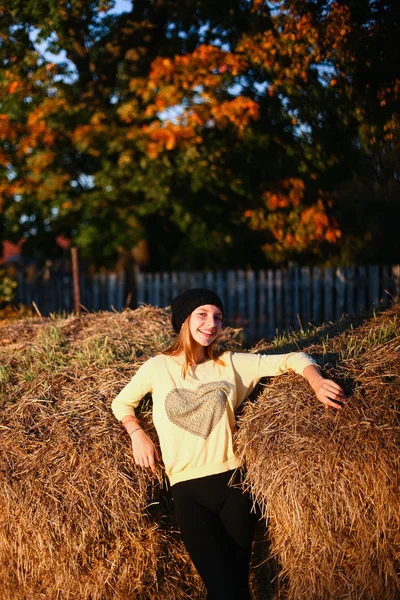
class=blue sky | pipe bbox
[114,0,132,14]
[31,0,133,76]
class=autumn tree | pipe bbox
[0,0,399,270]
[239,0,400,263]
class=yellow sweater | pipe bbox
[111,351,317,485]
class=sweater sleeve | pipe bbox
[231,351,318,408]
[111,357,154,421]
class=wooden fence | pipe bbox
[16,270,126,315]
[14,264,400,341]
[137,265,399,340]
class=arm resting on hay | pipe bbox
[230,352,345,411]
[251,352,346,409]
[303,364,347,410]
[257,351,319,376]
[231,351,318,406]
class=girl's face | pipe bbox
[189,304,223,347]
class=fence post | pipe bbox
[293,265,300,330]
[136,271,145,305]
[16,270,24,304]
[116,272,124,310]
[189,271,200,288]
[216,271,225,307]
[237,270,246,330]
[154,273,160,307]
[357,267,367,310]
[267,269,274,338]
[300,266,311,328]
[368,265,380,307]
[162,272,170,307]
[258,270,266,340]
[247,270,256,341]
[312,267,321,324]
[178,271,187,293]
[324,268,333,323]
[108,273,117,310]
[275,269,282,333]
[171,272,178,300]
[99,272,107,310]
[71,247,81,314]
[335,266,346,319]
[381,266,391,307]
[284,266,292,330]
[63,275,73,312]
[227,271,236,323]
[206,271,214,291]
[347,266,355,314]
[146,273,153,305]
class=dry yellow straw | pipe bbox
[236,304,400,600]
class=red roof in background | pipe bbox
[56,235,71,250]
[1,239,25,265]
[1,236,72,265]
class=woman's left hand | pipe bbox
[312,377,347,410]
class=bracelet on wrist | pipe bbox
[310,375,324,387]
[121,416,139,429]
[129,427,142,437]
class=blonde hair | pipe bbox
[163,316,226,378]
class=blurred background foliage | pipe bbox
[0,268,17,305]
[0,0,399,270]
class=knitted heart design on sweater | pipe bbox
[165,381,231,439]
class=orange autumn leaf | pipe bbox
[0,114,18,141]
[141,123,202,158]
[262,178,305,210]
[211,96,259,133]
[150,44,247,92]
[249,183,341,257]
[238,11,319,90]
[300,199,341,242]
[7,81,20,94]
[26,151,56,175]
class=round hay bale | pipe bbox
[0,307,210,600]
[236,304,400,600]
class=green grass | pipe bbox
[8,324,69,381]
[337,315,398,361]
[72,336,116,367]
[270,324,319,349]
[0,364,9,383]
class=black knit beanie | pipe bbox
[171,288,224,334]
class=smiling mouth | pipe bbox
[198,329,216,336]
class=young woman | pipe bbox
[111,288,346,600]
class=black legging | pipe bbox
[172,470,256,600]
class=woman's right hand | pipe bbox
[129,429,160,474]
